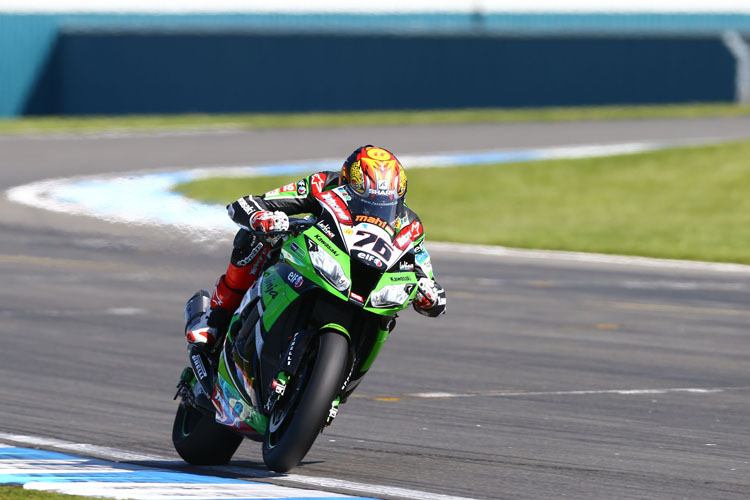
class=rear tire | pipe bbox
[172,403,243,465]
[262,331,348,472]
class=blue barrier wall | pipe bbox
[23,32,734,115]
[1,13,747,116]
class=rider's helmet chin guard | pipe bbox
[340,145,407,224]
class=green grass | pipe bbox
[175,141,750,265]
[0,485,99,500]
[2,103,750,134]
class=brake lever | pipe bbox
[249,220,315,241]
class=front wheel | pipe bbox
[262,331,348,472]
[172,403,243,465]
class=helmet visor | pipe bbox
[345,184,401,227]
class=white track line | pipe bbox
[7,140,749,274]
[0,433,163,462]
[0,386,740,497]
[0,433,478,500]
[428,242,750,274]
[408,387,749,399]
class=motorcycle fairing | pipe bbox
[283,211,419,315]
[260,263,308,332]
[200,201,424,443]
[213,339,267,435]
[314,189,421,275]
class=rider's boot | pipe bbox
[185,241,271,350]
[185,307,231,351]
[185,273,245,351]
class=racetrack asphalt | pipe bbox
[1,118,749,499]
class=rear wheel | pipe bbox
[172,403,243,465]
[262,331,348,472]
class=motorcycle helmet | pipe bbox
[341,145,407,200]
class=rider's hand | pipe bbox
[414,277,446,317]
[250,211,289,233]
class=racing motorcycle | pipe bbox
[172,185,423,472]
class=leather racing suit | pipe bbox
[187,170,446,347]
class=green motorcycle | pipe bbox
[173,185,422,472]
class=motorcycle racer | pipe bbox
[186,145,447,350]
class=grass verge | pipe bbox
[175,141,750,265]
[0,485,98,500]
[2,103,750,135]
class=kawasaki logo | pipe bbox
[314,233,340,257]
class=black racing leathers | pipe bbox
[227,171,339,230]
[226,171,446,317]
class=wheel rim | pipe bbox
[180,405,201,438]
[266,353,314,448]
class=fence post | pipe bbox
[721,30,750,104]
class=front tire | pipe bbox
[172,403,243,465]
[262,331,348,472]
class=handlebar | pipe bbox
[248,216,316,247]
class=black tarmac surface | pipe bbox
[1,118,749,499]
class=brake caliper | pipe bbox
[325,397,341,427]
[265,372,290,412]
[173,367,196,401]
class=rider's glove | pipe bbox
[413,277,446,317]
[250,210,289,233]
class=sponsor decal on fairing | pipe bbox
[289,241,305,259]
[356,251,385,269]
[354,214,389,229]
[389,275,411,282]
[287,271,304,288]
[313,233,341,257]
[319,191,352,224]
[317,221,336,238]
[264,277,279,299]
[394,220,423,250]
[399,261,414,271]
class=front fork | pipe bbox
[326,397,341,426]
[264,371,290,413]
[174,364,215,415]
[264,327,352,427]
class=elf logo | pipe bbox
[288,271,304,288]
[357,251,384,268]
